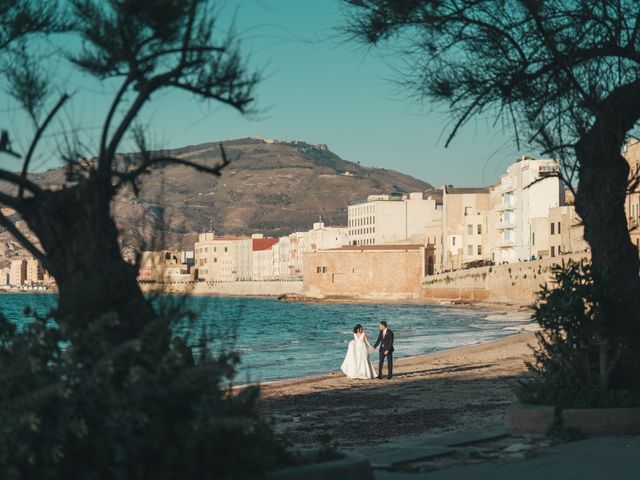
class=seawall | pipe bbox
[139,280,303,297]
[421,253,590,305]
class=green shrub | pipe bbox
[0,307,288,480]
[518,259,640,408]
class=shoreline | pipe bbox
[0,288,534,313]
[246,328,535,388]
[261,332,537,449]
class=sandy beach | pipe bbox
[261,332,536,449]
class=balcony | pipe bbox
[498,239,515,248]
[497,219,516,230]
[497,202,516,211]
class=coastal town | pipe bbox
[4,138,639,301]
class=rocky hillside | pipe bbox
[1,138,432,264]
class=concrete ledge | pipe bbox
[269,454,374,480]
[506,402,555,434]
[563,407,640,435]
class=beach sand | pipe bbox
[261,332,536,449]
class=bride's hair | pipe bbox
[353,324,363,333]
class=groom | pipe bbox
[372,321,394,380]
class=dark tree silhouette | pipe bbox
[344,0,640,388]
[0,0,258,345]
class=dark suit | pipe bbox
[373,329,394,378]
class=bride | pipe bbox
[341,324,377,379]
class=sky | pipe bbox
[2,0,529,187]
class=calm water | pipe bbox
[0,294,531,382]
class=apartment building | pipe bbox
[252,235,279,280]
[441,186,491,271]
[25,257,44,285]
[347,192,442,246]
[9,259,26,286]
[194,233,249,282]
[491,157,565,263]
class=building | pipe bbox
[441,186,491,271]
[0,267,9,286]
[194,233,249,282]
[235,238,253,281]
[347,192,442,246]
[251,235,279,280]
[624,140,640,251]
[25,257,44,285]
[303,244,432,299]
[9,259,26,286]
[491,157,565,263]
[138,250,193,283]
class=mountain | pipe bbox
[1,138,433,264]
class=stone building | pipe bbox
[303,244,432,299]
[138,250,193,283]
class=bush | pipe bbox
[518,259,640,408]
[0,306,288,480]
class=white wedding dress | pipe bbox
[341,333,377,379]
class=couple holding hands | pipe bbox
[340,321,394,380]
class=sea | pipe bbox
[0,293,532,382]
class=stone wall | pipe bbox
[140,280,303,296]
[303,246,426,299]
[421,253,590,305]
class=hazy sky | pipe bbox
[2,0,531,187]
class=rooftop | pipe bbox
[444,186,490,195]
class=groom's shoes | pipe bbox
[376,376,383,380]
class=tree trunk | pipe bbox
[574,110,640,388]
[20,175,160,352]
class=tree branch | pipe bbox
[0,169,46,197]
[19,93,69,197]
[114,143,230,189]
[0,211,46,264]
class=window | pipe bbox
[464,206,472,215]
[322,266,328,273]
[452,237,456,246]
[467,224,473,235]
[316,266,321,273]
[477,224,482,235]
[550,223,555,235]
[467,245,473,255]
[213,258,217,263]
[477,245,482,255]
[557,222,561,234]
[532,232,535,246]
[224,247,228,252]
[551,246,555,257]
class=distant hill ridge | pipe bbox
[1,138,433,263]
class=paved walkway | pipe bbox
[355,426,640,480]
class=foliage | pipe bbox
[0,307,288,480]
[518,259,640,408]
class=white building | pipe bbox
[194,232,250,282]
[347,192,442,246]
[492,157,565,263]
